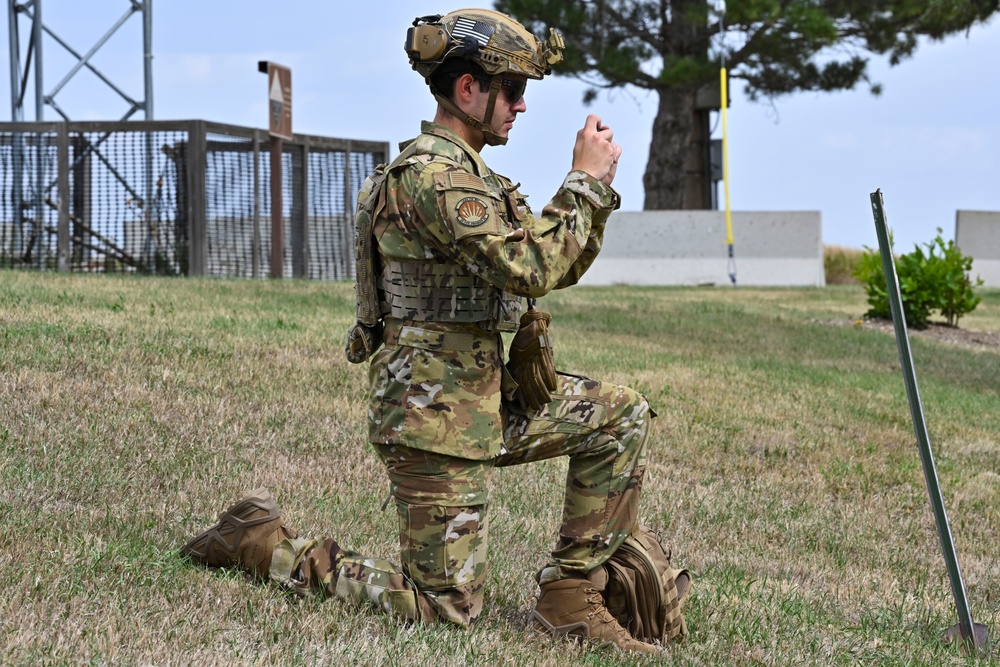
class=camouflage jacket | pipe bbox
[367,120,620,460]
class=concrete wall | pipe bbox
[955,210,1000,288]
[578,210,825,287]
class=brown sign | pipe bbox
[259,61,292,140]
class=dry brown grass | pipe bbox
[824,245,865,285]
[2,273,999,666]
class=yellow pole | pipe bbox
[720,67,733,245]
[720,66,737,286]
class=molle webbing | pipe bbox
[380,260,520,332]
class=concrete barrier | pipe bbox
[955,211,1000,288]
[578,210,825,287]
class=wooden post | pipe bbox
[56,123,70,271]
[343,141,353,281]
[71,134,92,270]
[258,60,292,279]
[252,129,261,279]
[269,136,283,278]
[187,120,207,276]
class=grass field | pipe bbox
[2,272,999,666]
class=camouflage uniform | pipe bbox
[270,121,651,625]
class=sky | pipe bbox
[3,1,999,252]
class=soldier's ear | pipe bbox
[453,73,480,105]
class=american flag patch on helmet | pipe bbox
[452,16,495,46]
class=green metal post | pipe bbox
[869,190,988,655]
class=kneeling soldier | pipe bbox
[184,8,688,654]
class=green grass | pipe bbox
[2,273,999,666]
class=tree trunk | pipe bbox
[642,86,698,210]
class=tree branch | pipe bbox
[572,44,662,89]
[587,0,667,53]
[722,18,776,69]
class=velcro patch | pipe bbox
[448,172,487,190]
[455,196,490,227]
[434,171,504,241]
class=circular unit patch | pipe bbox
[455,196,490,227]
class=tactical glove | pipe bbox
[507,306,558,412]
[344,321,383,364]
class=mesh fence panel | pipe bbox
[0,121,388,280]
[0,131,57,270]
[308,148,348,281]
[205,132,257,278]
[77,130,188,274]
[0,128,188,273]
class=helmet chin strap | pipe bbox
[432,74,507,147]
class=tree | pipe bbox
[495,0,999,210]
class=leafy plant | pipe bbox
[853,229,983,329]
[928,235,984,326]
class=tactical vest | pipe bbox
[379,260,520,331]
[345,137,521,364]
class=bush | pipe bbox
[853,229,983,329]
[823,245,862,285]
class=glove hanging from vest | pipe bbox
[345,320,383,365]
[506,303,558,412]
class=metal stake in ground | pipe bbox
[870,190,989,656]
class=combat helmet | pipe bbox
[405,9,564,146]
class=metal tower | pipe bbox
[5,1,153,269]
[7,0,153,121]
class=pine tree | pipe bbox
[496,0,998,209]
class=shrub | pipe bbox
[927,234,984,326]
[823,245,862,285]
[853,229,983,329]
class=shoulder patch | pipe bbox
[433,170,505,241]
[455,196,491,228]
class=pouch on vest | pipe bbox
[346,164,388,363]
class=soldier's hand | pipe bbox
[572,114,622,186]
[601,130,621,187]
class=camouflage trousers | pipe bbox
[270,373,651,626]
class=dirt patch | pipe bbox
[828,318,1000,352]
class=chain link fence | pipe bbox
[0,120,388,279]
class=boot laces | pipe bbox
[583,586,631,640]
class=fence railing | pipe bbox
[0,120,389,280]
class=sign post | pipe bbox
[258,61,292,278]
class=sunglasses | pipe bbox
[473,76,527,104]
[500,78,526,104]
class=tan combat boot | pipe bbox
[532,575,662,654]
[182,487,297,579]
